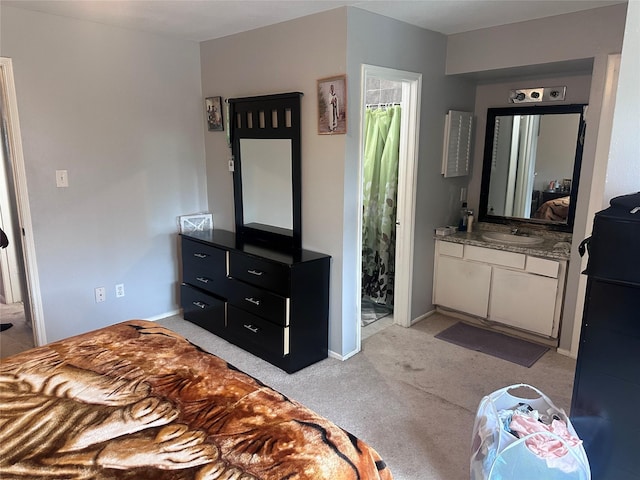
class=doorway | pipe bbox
[0,57,44,348]
[358,65,421,344]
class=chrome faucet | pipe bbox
[511,227,519,235]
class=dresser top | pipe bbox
[181,230,330,265]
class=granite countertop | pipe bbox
[435,226,572,260]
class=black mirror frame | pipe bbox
[229,92,303,251]
[479,103,587,233]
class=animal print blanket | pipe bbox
[0,320,392,480]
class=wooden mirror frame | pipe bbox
[229,92,303,250]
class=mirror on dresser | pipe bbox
[229,92,303,250]
[479,104,587,232]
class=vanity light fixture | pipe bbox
[509,86,566,103]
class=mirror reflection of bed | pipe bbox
[533,194,570,222]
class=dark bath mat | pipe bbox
[434,322,549,368]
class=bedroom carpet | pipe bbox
[434,322,549,367]
[158,312,576,480]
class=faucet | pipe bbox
[511,227,519,235]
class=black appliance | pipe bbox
[571,192,640,480]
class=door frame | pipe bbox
[1,57,46,345]
[357,64,422,346]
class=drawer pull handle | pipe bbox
[193,253,209,259]
[243,324,259,333]
[196,277,210,284]
[248,269,264,277]
[244,297,261,306]
[192,301,208,309]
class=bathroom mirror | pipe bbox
[230,92,302,250]
[479,104,587,232]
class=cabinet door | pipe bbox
[489,267,557,336]
[434,255,491,317]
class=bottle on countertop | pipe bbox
[467,209,474,233]
[458,202,469,232]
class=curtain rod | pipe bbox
[365,102,401,109]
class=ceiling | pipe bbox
[3,0,626,42]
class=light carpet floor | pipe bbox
[158,312,577,480]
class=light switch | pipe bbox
[56,170,68,188]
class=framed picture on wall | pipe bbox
[317,75,346,134]
[205,96,224,131]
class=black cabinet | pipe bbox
[180,230,330,373]
[571,193,640,480]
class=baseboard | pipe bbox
[556,348,577,359]
[328,347,360,362]
[411,308,436,326]
[145,309,181,321]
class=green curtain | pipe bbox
[362,105,401,305]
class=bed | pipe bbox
[533,196,570,222]
[0,320,392,480]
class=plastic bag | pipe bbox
[470,384,590,480]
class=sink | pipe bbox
[481,232,545,246]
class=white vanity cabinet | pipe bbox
[433,240,566,338]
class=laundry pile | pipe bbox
[498,403,584,472]
[470,384,591,480]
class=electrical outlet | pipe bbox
[115,284,125,298]
[460,187,467,202]
[95,287,106,303]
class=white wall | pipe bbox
[1,7,207,342]
[605,0,640,202]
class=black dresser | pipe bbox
[180,229,331,373]
[571,192,640,480]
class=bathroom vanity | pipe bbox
[433,231,569,342]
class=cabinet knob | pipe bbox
[243,324,259,334]
[196,277,210,284]
[192,301,208,309]
[244,297,261,306]
[248,269,264,277]
[193,253,209,259]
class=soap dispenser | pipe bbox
[458,202,469,232]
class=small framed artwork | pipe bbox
[317,75,346,134]
[205,96,224,131]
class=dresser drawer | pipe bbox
[228,305,289,356]
[227,278,289,326]
[229,251,290,296]
[180,284,226,334]
[182,238,228,295]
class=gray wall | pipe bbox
[346,8,475,352]
[446,4,627,75]
[1,7,207,342]
[200,9,350,355]
[447,4,627,353]
[200,7,475,358]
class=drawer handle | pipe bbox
[193,253,209,259]
[192,301,208,309]
[243,324,259,334]
[244,297,261,306]
[247,269,264,277]
[196,276,210,284]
